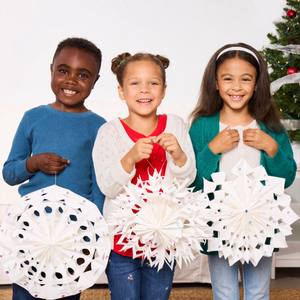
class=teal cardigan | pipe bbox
[189,111,297,191]
[189,112,297,255]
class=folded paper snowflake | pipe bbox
[108,171,212,271]
[200,158,299,266]
[0,185,111,299]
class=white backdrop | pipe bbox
[0,0,286,204]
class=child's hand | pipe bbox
[243,129,278,157]
[26,153,69,174]
[154,133,187,167]
[121,138,154,173]
[209,126,240,155]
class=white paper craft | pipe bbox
[108,170,212,271]
[200,158,299,266]
[0,185,111,300]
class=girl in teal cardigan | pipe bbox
[189,43,296,300]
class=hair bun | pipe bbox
[156,55,170,69]
[111,52,132,74]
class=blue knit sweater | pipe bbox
[2,105,106,213]
[189,111,297,191]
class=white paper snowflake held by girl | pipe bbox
[0,185,111,300]
[108,170,212,271]
[201,158,299,266]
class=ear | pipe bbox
[216,81,219,90]
[254,83,257,91]
[118,85,125,100]
[50,64,53,76]
[92,75,100,89]
[162,84,167,99]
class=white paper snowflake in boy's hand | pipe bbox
[202,158,299,266]
[0,185,110,299]
[108,170,212,271]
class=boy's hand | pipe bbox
[121,138,154,173]
[243,129,278,157]
[154,133,187,167]
[209,126,240,155]
[26,153,69,174]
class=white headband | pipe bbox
[216,47,260,65]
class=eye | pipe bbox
[59,69,67,74]
[223,77,232,81]
[78,73,88,78]
[242,78,251,82]
[130,82,138,85]
[150,82,158,85]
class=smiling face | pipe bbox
[50,47,99,113]
[118,60,166,119]
[216,57,257,114]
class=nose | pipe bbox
[140,83,149,93]
[232,80,242,91]
[65,72,77,85]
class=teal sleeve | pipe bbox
[189,120,221,191]
[261,130,297,188]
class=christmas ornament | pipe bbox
[263,44,300,55]
[287,67,298,75]
[108,171,213,271]
[201,159,299,267]
[287,9,296,18]
[0,185,111,300]
[270,73,300,92]
[289,36,299,44]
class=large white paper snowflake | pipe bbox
[108,171,212,271]
[200,158,299,266]
[0,185,111,300]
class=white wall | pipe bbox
[0,0,287,205]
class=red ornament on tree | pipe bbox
[287,9,296,18]
[287,67,298,75]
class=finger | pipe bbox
[49,154,70,164]
[154,133,173,143]
[140,137,154,145]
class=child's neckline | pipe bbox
[219,119,257,129]
[47,104,92,115]
[119,114,167,137]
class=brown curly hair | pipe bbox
[111,52,169,87]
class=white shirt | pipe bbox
[219,120,261,181]
[92,114,196,221]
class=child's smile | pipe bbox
[50,47,99,113]
[118,60,166,119]
[216,57,257,114]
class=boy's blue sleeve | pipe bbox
[2,113,34,185]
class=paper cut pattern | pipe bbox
[199,158,299,266]
[108,170,212,271]
[0,185,111,299]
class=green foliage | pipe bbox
[260,0,300,142]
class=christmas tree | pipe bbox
[260,0,300,142]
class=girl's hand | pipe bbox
[26,153,69,174]
[154,133,187,167]
[243,129,278,157]
[121,138,154,173]
[209,126,240,155]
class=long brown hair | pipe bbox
[189,43,284,132]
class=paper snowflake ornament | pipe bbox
[0,185,111,299]
[108,171,212,271]
[200,158,299,266]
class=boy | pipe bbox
[2,37,106,300]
